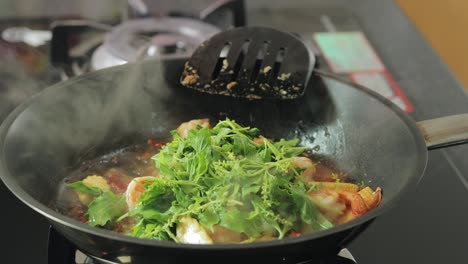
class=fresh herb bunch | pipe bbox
[67,181,127,227]
[126,118,333,241]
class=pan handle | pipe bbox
[416,113,468,150]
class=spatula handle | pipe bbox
[416,114,468,150]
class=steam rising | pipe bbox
[0,47,56,122]
[3,58,178,206]
[11,61,164,148]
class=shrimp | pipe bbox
[309,187,370,224]
[333,190,369,223]
[206,225,243,243]
[176,216,213,244]
[125,176,156,210]
[336,190,368,216]
[308,189,346,223]
[176,118,210,139]
[293,157,317,182]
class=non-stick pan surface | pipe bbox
[0,59,427,263]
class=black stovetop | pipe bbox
[1,1,468,263]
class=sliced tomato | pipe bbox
[105,168,131,195]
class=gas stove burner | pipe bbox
[74,249,357,264]
[91,17,220,70]
[48,226,356,264]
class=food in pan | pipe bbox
[63,118,382,244]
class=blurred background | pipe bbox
[397,0,468,90]
[0,0,467,90]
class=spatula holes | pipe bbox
[231,39,251,81]
[212,42,232,79]
[269,47,287,84]
[250,41,270,83]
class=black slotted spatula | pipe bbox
[180,27,315,100]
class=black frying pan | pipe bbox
[0,59,467,264]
